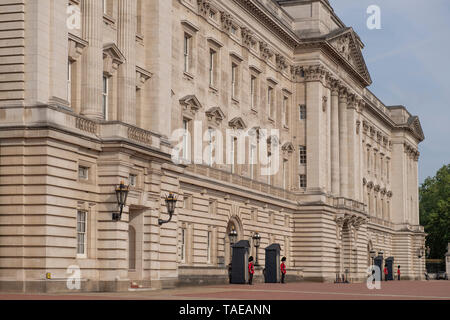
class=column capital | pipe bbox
[303,64,328,83]
[338,86,348,102]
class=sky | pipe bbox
[329,0,450,184]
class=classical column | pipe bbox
[346,94,357,201]
[117,0,137,125]
[330,80,340,196]
[338,86,349,198]
[81,0,104,119]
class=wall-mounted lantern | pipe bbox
[159,193,178,226]
[112,181,129,222]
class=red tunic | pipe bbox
[248,262,254,274]
[281,262,286,274]
[384,267,388,275]
[397,269,401,275]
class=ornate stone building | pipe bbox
[0,0,425,292]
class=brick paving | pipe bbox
[0,281,449,300]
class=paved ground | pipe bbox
[1,281,449,300]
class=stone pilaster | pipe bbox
[117,0,137,125]
[81,0,104,119]
[338,86,349,198]
[330,80,340,196]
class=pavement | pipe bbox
[1,280,449,300]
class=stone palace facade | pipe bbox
[0,0,426,292]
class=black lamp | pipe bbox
[159,193,178,225]
[112,181,129,221]
[252,232,261,266]
[229,227,238,246]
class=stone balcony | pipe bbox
[0,104,172,155]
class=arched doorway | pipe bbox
[224,216,244,265]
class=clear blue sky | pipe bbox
[329,0,450,184]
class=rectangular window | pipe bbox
[103,0,107,14]
[77,211,87,257]
[181,228,186,262]
[209,49,216,87]
[250,76,256,110]
[183,33,191,73]
[268,86,273,119]
[299,104,306,120]
[182,119,190,161]
[299,146,307,165]
[231,25,237,36]
[282,96,288,127]
[283,159,288,189]
[230,136,237,174]
[129,174,137,187]
[206,128,214,166]
[78,166,89,180]
[207,231,211,263]
[67,60,72,104]
[102,75,108,120]
[299,175,307,189]
[249,144,256,179]
[231,63,238,99]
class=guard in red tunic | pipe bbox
[281,257,287,283]
[248,256,255,285]
[384,265,388,281]
[397,265,401,281]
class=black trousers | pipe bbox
[398,275,400,281]
[281,273,286,283]
[249,273,253,285]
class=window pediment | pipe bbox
[228,117,246,130]
[180,95,202,114]
[136,66,153,90]
[68,33,88,62]
[103,43,125,77]
[282,142,295,153]
[206,107,225,125]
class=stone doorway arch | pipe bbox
[224,216,244,265]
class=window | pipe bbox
[183,33,191,73]
[77,211,87,257]
[230,136,237,174]
[207,231,211,263]
[250,76,257,110]
[209,49,216,87]
[182,119,190,161]
[268,86,274,119]
[206,128,214,166]
[299,105,306,120]
[67,60,72,104]
[267,153,272,185]
[181,228,186,262]
[231,25,237,36]
[282,96,289,127]
[299,146,307,165]
[231,63,238,99]
[249,144,256,179]
[103,0,107,15]
[282,159,288,189]
[299,175,307,189]
[129,174,137,187]
[102,75,109,120]
[78,166,89,180]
